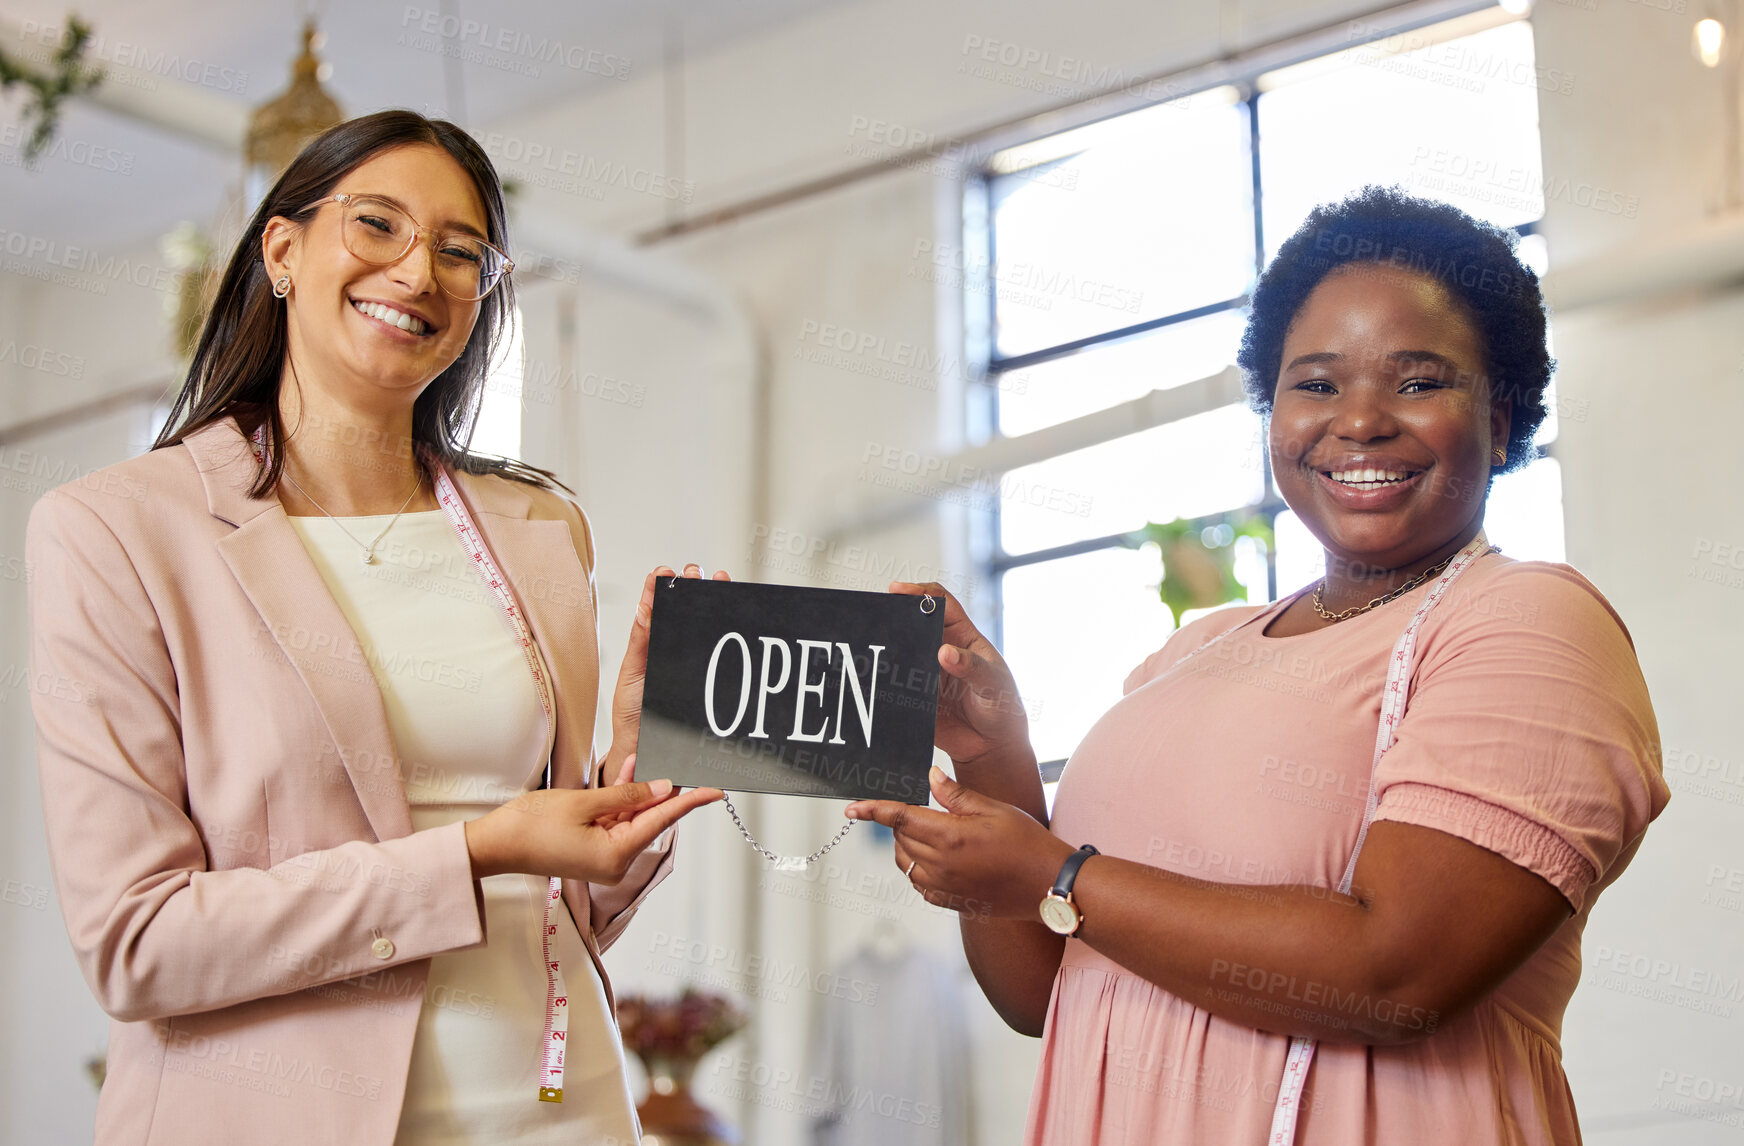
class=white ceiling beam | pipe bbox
[1542,212,1744,313]
[812,365,1248,539]
[0,15,247,153]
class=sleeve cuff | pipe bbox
[424,819,489,951]
[588,825,678,952]
[1373,781,1596,911]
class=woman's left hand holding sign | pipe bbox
[594,563,732,823]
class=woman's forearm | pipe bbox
[59,824,487,1024]
[1065,823,1569,1047]
[940,774,1395,1042]
[1069,855,1405,1044]
[961,916,1065,1036]
[952,745,1049,825]
[951,746,1059,1033]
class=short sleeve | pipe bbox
[1371,562,1667,913]
[1121,605,1268,695]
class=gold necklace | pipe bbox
[1311,551,1458,622]
[281,463,425,566]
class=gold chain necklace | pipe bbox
[281,463,425,566]
[1311,551,1458,622]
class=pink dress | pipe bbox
[1028,555,1668,1145]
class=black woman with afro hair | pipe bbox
[845,185,1667,1145]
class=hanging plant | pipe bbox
[1126,514,1275,628]
[0,15,105,164]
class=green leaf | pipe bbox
[1123,514,1274,628]
[0,15,105,165]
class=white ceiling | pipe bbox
[0,0,848,253]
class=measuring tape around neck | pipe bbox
[1158,531,1494,1144]
[1265,533,1493,1143]
[253,425,572,1103]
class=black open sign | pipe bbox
[634,579,944,804]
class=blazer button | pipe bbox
[372,937,395,960]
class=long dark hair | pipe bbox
[152,109,570,498]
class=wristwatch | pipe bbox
[1038,844,1099,936]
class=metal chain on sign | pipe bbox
[721,793,856,872]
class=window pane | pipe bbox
[1516,232,1548,278]
[990,88,1255,358]
[1518,232,1558,447]
[1536,378,1561,447]
[999,404,1265,555]
[996,309,1247,437]
[1000,547,1177,764]
[1484,457,1565,563]
[1258,19,1545,256]
[1273,509,1324,597]
[473,305,525,459]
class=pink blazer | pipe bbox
[26,414,674,1145]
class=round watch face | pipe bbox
[1038,894,1080,935]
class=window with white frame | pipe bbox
[968,5,1567,780]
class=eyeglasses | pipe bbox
[302,192,514,302]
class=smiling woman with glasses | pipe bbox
[25,109,725,1146]
[303,191,516,303]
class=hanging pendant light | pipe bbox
[244,19,343,204]
[1692,0,1735,67]
[1696,17,1727,67]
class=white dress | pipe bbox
[288,509,641,1146]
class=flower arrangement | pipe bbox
[616,987,747,1062]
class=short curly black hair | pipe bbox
[1235,185,1553,475]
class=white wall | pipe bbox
[0,226,217,1145]
[491,0,1393,237]
[1,400,163,1145]
[1534,3,1744,1141]
[2,0,1738,1143]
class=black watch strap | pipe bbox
[1051,844,1099,898]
